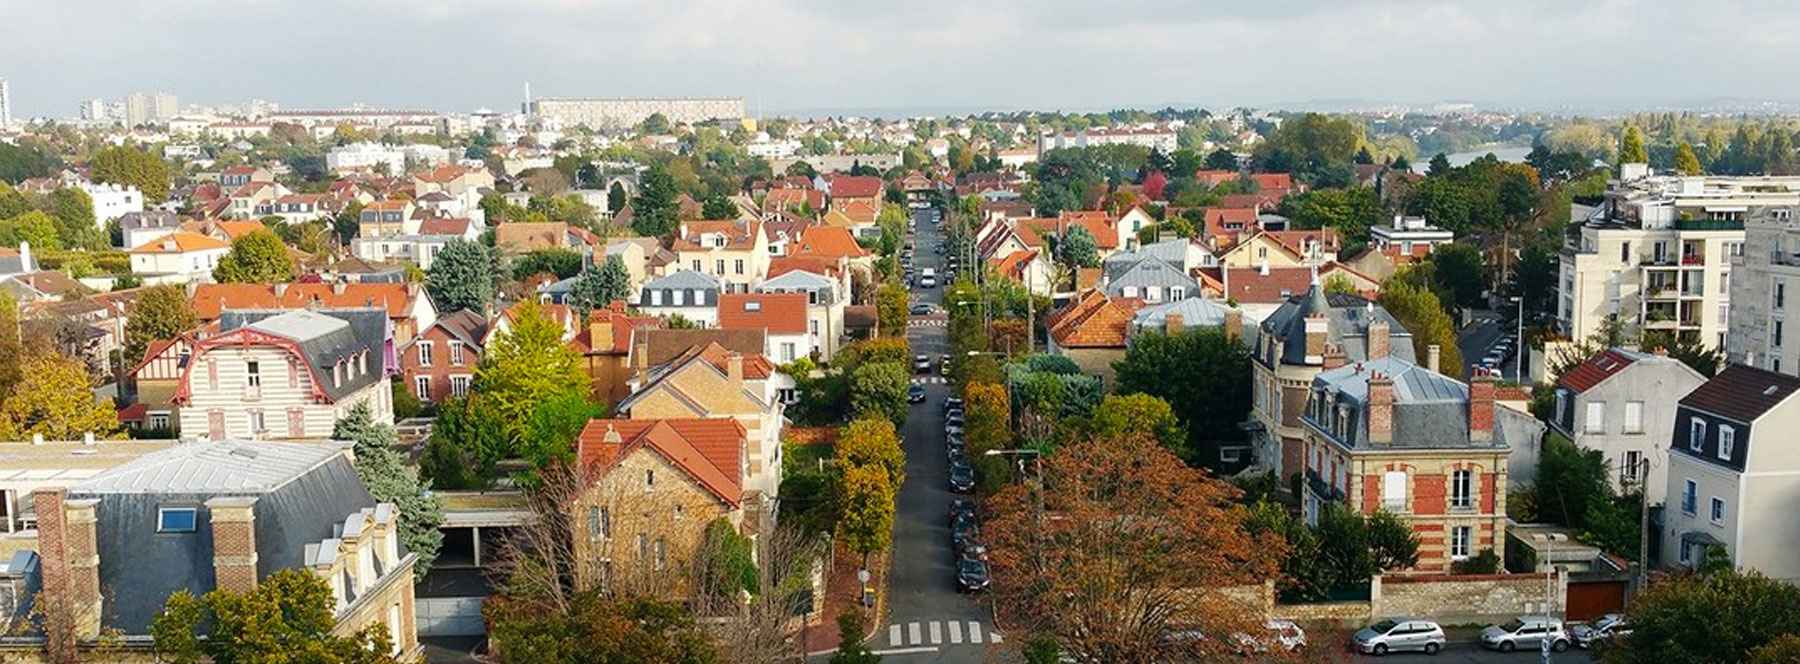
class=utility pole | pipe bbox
[1636,456,1652,594]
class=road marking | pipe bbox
[872,647,940,656]
[949,620,963,644]
[889,624,901,646]
[929,621,942,644]
[991,629,1003,644]
[909,621,922,645]
[968,621,982,644]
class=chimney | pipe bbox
[1303,313,1329,363]
[184,280,198,299]
[727,351,744,384]
[206,496,260,593]
[1427,344,1442,374]
[405,282,420,298]
[1469,367,1497,442]
[1367,319,1391,360]
[273,282,288,298]
[1323,343,1347,370]
[18,241,31,272]
[34,489,102,643]
[338,513,372,596]
[1165,313,1184,335]
[1223,309,1243,340]
[633,335,650,371]
[1367,371,1394,445]
[609,299,627,314]
[332,280,347,296]
[590,309,614,354]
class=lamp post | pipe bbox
[1509,295,1525,382]
[1533,533,1561,664]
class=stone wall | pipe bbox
[1257,572,1567,627]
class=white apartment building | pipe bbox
[1725,203,1800,374]
[1558,165,1760,351]
[1037,125,1179,156]
[77,182,146,225]
[325,143,408,174]
[1369,215,1455,258]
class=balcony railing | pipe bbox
[1674,219,1745,231]
[1305,470,1345,503]
[1681,254,1705,266]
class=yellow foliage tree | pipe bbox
[0,355,120,440]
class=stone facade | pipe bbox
[1259,573,1565,626]
[571,444,739,595]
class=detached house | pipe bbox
[190,282,438,342]
[1662,365,1800,580]
[175,309,395,440]
[399,309,487,405]
[117,210,184,251]
[128,231,230,284]
[1549,348,1706,502]
[717,293,812,364]
[639,270,724,327]
[1046,289,1144,382]
[672,220,769,293]
[359,200,417,237]
[617,343,792,499]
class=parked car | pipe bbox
[951,513,980,546]
[910,303,934,316]
[956,557,990,592]
[948,498,975,525]
[914,354,932,373]
[1480,616,1568,653]
[1232,620,1307,653]
[943,397,964,413]
[1353,618,1445,656]
[946,409,965,426]
[907,384,927,403]
[945,423,965,437]
[1571,614,1630,649]
[955,540,988,563]
[920,275,937,288]
[946,437,966,459]
[939,354,952,376]
[949,465,976,493]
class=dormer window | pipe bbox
[745,301,762,312]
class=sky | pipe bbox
[7,0,1800,119]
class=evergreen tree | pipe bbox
[333,404,445,579]
[633,164,680,237]
[1618,126,1649,165]
[571,255,634,312]
[1674,142,1705,175]
[424,239,496,314]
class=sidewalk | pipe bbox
[801,543,888,655]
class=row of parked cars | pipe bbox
[942,396,989,592]
[1352,613,1630,656]
[1479,331,1519,371]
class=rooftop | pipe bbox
[73,441,346,495]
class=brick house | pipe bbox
[1301,359,1526,573]
[176,309,395,440]
[399,309,487,405]
[25,441,418,659]
[190,281,438,343]
[571,418,747,594]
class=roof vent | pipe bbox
[1765,385,1782,396]
[229,447,261,460]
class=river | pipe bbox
[1412,145,1533,173]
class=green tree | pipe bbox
[90,145,173,203]
[333,403,445,579]
[420,396,504,489]
[849,361,909,427]
[486,593,718,664]
[1536,433,1612,529]
[1674,142,1705,175]
[1378,277,1463,375]
[1088,393,1187,456]
[0,292,20,401]
[695,517,758,600]
[571,255,634,312]
[46,187,104,249]
[875,282,908,337]
[1204,148,1239,172]
[0,209,62,251]
[633,164,680,237]
[124,284,198,363]
[0,143,52,184]
[1641,330,1723,377]
[475,301,591,451]
[607,181,628,214]
[837,416,906,485]
[149,569,398,664]
[425,239,496,314]
[1058,224,1100,270]
[0,354,120,440]
[213,229,297,283]
[1278,187,1383,245]
[1618,126,1649,165]
[1112,327,1252,466]
[640,112,672,135]
[1428,153,1452,176]
[700,195,738,220]
[510,247,584,282]
[836,463,896,559]
[1430,243,1489,309]
[1253,113,1362,184]
[1751,635,1800,664]
[391,378,422,420]
[1610,569,1800,664]
[830,608,881,664]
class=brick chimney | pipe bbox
[1427,344,1442,374]
[273,282,288,298]
[727,351,744,384]
[1223,309,1243,340]
[207,496,260,593]
[34,489,102,643]
[609,300,627,314]
[1303,313,1329,363]
[1165,313,1184,335]
[1469,367,1497,442]
[589,309,614,354]
[1367,371,1394,445]
[332,280,348,296]
[1323,343,1347,370]
[1367,319,1391,360]
[634,336,650,371]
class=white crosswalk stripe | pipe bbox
[889,624,901,646]
[909,622,922,645]
[883,620,997,647]
[968,621,982,644]
[949,620,963,644]
[929,621,942,645]
[909,377,948,385]
[906,318,948,327]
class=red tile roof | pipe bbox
[417,217,474,236]
[129,231,230,254]
[190,283,420,320]
[1046,289,1142,349]
[769,254,845,278]
[213,220,265,240]
[1557,349,1640,393]
[577,418,746,505]
[829,175,884,200]
[1251,173,1294,190]
[717,293,808,334]
[673,219,761,251]
[795,226,869,259]
[571,304,662,355]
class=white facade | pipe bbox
[178,344,392,441]
[1726,204,1800,374]
[351,234,458,270]
[130,243,228,283]
[0,78,10,127]
[326,143,408,174]
[1370,215,1456,256]
[78,182,145,225]
[1037,126,1178,155]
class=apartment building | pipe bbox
[1725,202,1800,373]
[1558,166,1776,351]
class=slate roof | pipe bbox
[1255,281,1415,366]
[75,439,344,494]
[1105,258,1196,293]
[757,269,834,293]
[643,269,722,292]
[1310,356,1491,450]
[217,308,389,402]
[1680,363,1800,424]
[428,308,489,351]
[117,210,181,232]
[1133,297,1236,331]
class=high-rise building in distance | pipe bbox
[123,91,179,127]
[0,79,12,127]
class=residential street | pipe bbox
[1457,310,1523,381]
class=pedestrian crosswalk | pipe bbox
[907,318,948,328]
[910,377,948,385]
[883,620,1002,647]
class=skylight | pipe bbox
[1765,385,1781,396]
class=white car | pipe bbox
[1480,615,1569,653]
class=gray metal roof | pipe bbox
[1106,258,1196,291]
[1307,356,1500,450]
[1315,356,1468,405]
[73,441,345,494]
[1258,284,1415,366]
[1133,297,1235,330]
[643,268,723,291]
[118,210,180,231]
[757,270,832,292]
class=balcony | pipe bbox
[1673,219,1745,231]
[1305,470,1345,503]
[1681,254,1705,266]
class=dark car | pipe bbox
[948,498,975,524]
[946,409,965,426]
[909,303,933,316]
[949,465,976,493]
[951,513,980,546]
[907,384,927,403]
[947,438,966,459]
[956,540,989,563]
[956,557,991,592]
[943,397,964,413]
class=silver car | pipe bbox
[1571,613,1630,649]
[1353,618,1445,656]
[1480,616,1569,653]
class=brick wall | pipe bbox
[207,497,259,593]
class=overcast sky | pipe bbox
[6,0,1800,119]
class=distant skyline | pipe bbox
[8,1,1800,120]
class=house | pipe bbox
[990,249,1054,296]
[1549,348,1706,502]
[1219,263,1383,321]
[1216,229,1340,269]
[494,222,597,255]
[351,234,461,270]
[570,418,749,592]
[827,175,883,214]
[639,270,723,327]
[571,302,662,406]
[189,282,438,341]
[1045,289,1144,381]
[1246,279,1417,479]
[399,309,487,405]
[253,193,330,224]
[717,293,811,364]
[1116,206,1157,246]
[127,231,230,284]
[415,217,481,243]
[1661,364,1800,579]
[601,237,663,296]
[126,333,200,434]
[755,270,846,361]
[671,220,769,293]
[1370,215,1455,259]
[24,441,418,658]
[0,439,179,542]
[1201,208,1260,249]
[0,242,36,281]
[616,343,792,499]
[1131,297,1243,338]
[175,308,395,440]
[359,200,418,237]
[228,181,291,220]
[1300,359,1519,573]
[117,210,184,250]
[1103,256,1202,305]
[219,165,275,189]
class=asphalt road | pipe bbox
[1457,310,1524,382]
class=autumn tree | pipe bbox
[1610,569,1800,664]
[474,301,591,451]
[124,284,198,363]
[1088,393,1186,454]
[425,239,496,314]
[1378,276,1463,375]
[0,292,20,400]
[1618,126,1649,165]
[0,210,61,251]
[213,229,297,283]
[334,404,445,579]
[1674,142,1705,175]
[836,416,905,485]
[875,282,908,336]
[148,569,398,664]
[90,145,173,203]
[0,354,120,440]
[835,463,895,561]
[987,435,1286,662]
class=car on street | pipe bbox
[907,384,927,403]
[1571,614,1630,649]
[943,396,963,412]
[1353,618,1445,656]
[946,409,965,426]
[1232,620,1307,654]
[955,557,990,592]
[946,437,966,459]
[910,303,933,315]
[1480,616,1569,653]
[949,465,976,493]
[948,498,975,524]
[945,423,964,437]
[939,354,952,376]
[919,275,937,288]
[955,540,988,562]
[914,354,932,373]
[951,513,980,546]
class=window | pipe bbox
[1450,525,1471,560]
[1719,425,1735,460]
[655,537,667,570]
[690,259,701,271]
[450,375,470,397]
[245,361,261,387]
[1690,418,1706,453]
[1711,497,1725,524]
[780,342,796,363]
[734,259,744,275]
[449,341,465,365]
[414,376,431,400]
[599,507,610,538]
[1776,320,1786,349]
[1619,241,1631,263]
[1554,391,1568,425]
[810,320,820,336]
[1682,479,1697,514]
[417,341,434,366]
[636,533,648,559]
[248,410,265,433]
[1623,450,1643,485]
[651,290,663,306]
[1624,401,1644,434]
[149,412,170,430]
[588,507,601,539]
[674,504,683,520]
[288,409,305,438]
[714,259,725,274]
[1777,280,1787,311]
[1585,401,1606,433]
[672,289,685,306]
[1450,469,1473,510]
[157,507,198,533]
[1382,471,1408,512]
[646,469,655,490]
[207,359,218,390]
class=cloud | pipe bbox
[3,0,1800,118]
